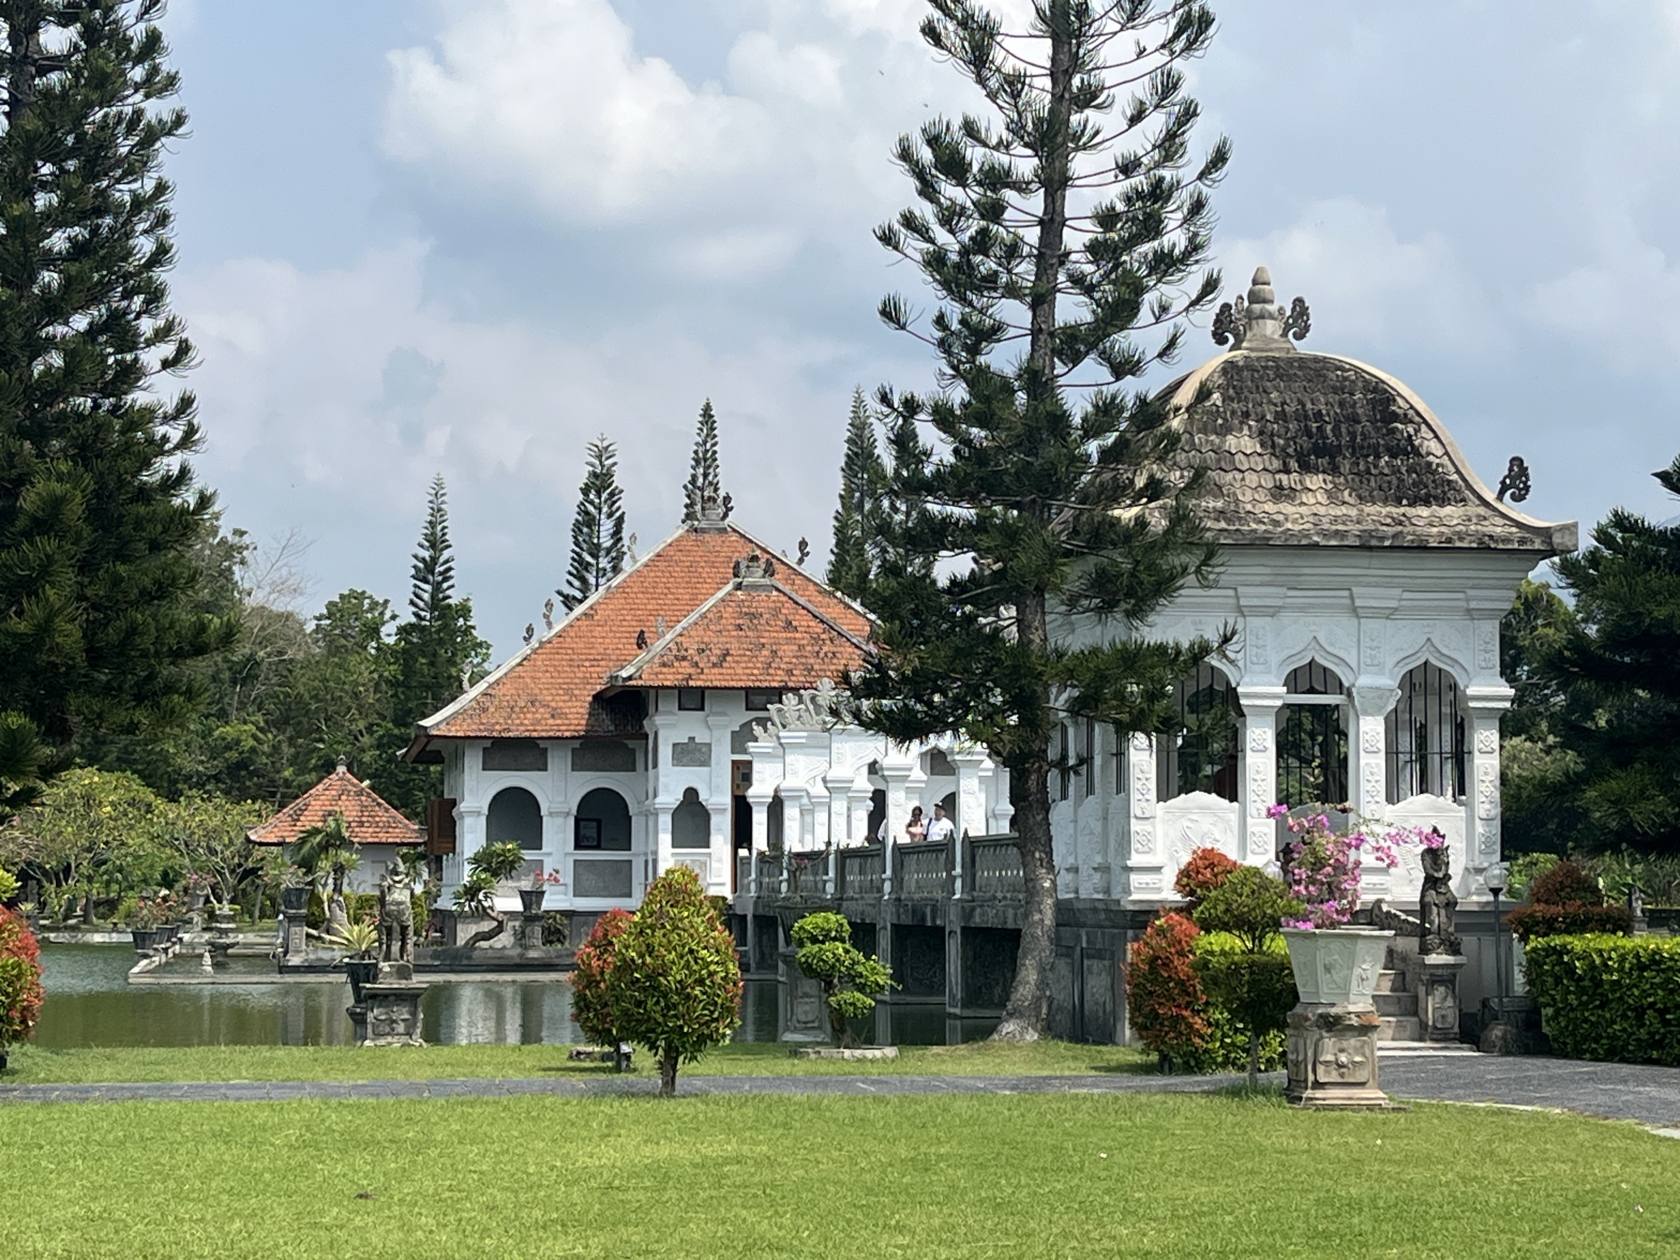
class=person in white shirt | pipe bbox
[924,802,956,845]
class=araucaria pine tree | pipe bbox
[681,400,722,524]
[408,475,455,624]
[827,389,887,601]
[852,0,1231,1040]
[0,1,231,761]
[561,436,626,611]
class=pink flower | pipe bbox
[1266,803,1290,820]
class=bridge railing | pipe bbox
[965,833,1024,899]
[893,838,954,899]
[837,844,884,899]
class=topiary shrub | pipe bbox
[1507,858,1633,942]
[1189,866,1299,1084]
[0,906,44,1065]
[1127,913,1209,1070]
[606,867,742,1096]
[790,911,894,1048]
[570,908,634,1055]
[1174,847,1241,912]
[1524,934,1680,1065]
[1193,934,1294,1083]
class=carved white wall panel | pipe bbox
[1379,793,1467,901]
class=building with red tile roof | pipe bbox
[248,760,422,893]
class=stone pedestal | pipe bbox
[281,912,309,959]
[520,914,545,950]
[777,948,829,1043]
[1285,1004,1390,1109]
[359,961,426,1047]
[1418,954,1467,1043]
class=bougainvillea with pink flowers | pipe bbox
[1270,804,1443,929]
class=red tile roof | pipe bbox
[414,523,872,744]
[249,763,423,848]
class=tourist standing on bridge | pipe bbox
[925,803,955,845]
[904,806,927,843]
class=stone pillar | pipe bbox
[653,803,674,882]
[1419,953,1468,1043]
[1350,684,1399,899]
[1465,686,1513,886]
[847,777,872,846]
[1236,686,1284,866]
[1122,732,1164,899]
[449,804,485,903]
[707,714,735,894]
[952,748,987,837]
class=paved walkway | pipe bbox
[2,1055,1677,1126]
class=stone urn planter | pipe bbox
[130,928,164,953]
[518,888,547,918]
[1281,928,1395,1109]
[343,958,381,1006]
[279,886,311,915]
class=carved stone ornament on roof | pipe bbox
[751,678,850,740]
[733,551,777,584]
[1212,266,1309,353]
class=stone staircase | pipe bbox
[1375,945,1422,1043]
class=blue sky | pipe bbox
[162,1,1680,656]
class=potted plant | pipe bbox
[453,841,528,948]
[1273,806,1401,1003]
[128,896,165,952]
[520,867,562,918]
[328,919,382,1004]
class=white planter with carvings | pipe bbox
[1282,927,1391,1005]
[1281,927,1396,1108]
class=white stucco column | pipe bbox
[824,769,853,844]
[653,803,674,881]
[1122,731,1163,898]
[952,748,987,837]
[988,763,1014,835]
[1236,685,1284,866]
[1349,684,1399,819]
[1466,685,1513,891]
[881,750,915,846]
[847,775,873,846]
[706,714,735,893]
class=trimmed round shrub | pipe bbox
[1507,858,1633,942]
[1127,913,1209,1069]
[570,908,634,1050]
[1528,860,1604,908]
[1524,934,1680,1065]
[790,911,893,1048]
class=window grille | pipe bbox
[1157,663,1242,802]
[1386,662,1466,802]
[1278,661,1348,806]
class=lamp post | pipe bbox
[1485,862,1509,1015]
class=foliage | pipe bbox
[851,0,1231,1042]
[1192,936,1295,1084]
[327,919,379,960]
[1191,866,1299,956]
[1527,860,1604,908]
[0,863,16,904]
[827,389,887,602]
[0,0,235,766]
[0,905,43,1051]
[293,812,358,902]
[1577,850,1680,907]
[681,399,723,524]
[165,793,263,907]
[0,712,46,814]
[561,436,627,611]
[1173,847,1240,912]
[5,767,169,919]
[570,908,634,1050]
[605,867,742,1095]
[1275,810,1436,928]
[1523,934,1680,1066]
[1506,903,1633,944]
[790,911,895,1047]
[1126,913,1208,1068]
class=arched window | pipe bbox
[574,787,631,851]
[1158,663,1242,802]
[1279,661,1348,806]
[673,787,711,849]
[1386,662,1466,802]
[487,787,544,851]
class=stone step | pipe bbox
[1378,1015,1423,1042]
[1375,968,1408,994]
[1375,990,1418,1017]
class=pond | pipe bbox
[33,947,996,1048]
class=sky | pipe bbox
[158,0,1680,657]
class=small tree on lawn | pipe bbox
[790,911,894,1048]
[570,908,634,1060]
[606,866,741,1096]
[0,905,44,1067]
[1190,866,1299,1087]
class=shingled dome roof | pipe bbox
[1160,268,1576,553]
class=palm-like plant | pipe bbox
[293,813,359,903]
[327,918,379,960]
[454,841,527,948]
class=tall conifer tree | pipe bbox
[561,436,627,610]
[828,389,887,601]
[681,400,722,524]
[851,0,1230,1040]
[0,1,230,757]
[408,475,455,624]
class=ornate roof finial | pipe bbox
[1212,266,1310,352]
[1496,456,1531,504]
[336,757,348,774]
[733,551,776,586]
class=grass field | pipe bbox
[2,1089,1675,1259]
[0,1038,1154,1084]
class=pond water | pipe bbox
[33,947,995,1048]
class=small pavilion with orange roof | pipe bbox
[248,759,423,894]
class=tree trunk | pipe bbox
[460,912,506,950]
[827,984,855,1049]
[993,750,1056,1041]
[1247,1031,1260,1089]
[659,1047,679,1097]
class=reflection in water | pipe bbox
[33,946,988,1048]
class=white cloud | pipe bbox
[1218,199,1507,359]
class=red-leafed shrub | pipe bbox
[1126,912,1209,1068]
[570,908,634,1051]
[1508,859,1633,942]
[1174,848,1241,911]
[0,906,44,1057]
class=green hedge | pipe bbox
[1523,934,1680,1066]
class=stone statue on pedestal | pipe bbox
[377,861,414,969]
[1419,838,1460,957]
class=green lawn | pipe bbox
[0,1038,1155,1084]
[2,1090,1675,1259]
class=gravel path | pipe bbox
[3,1054,1677,1126]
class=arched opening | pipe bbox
[574,787,631,851]
[867,789,886,842]
[767,791,784,851]
[1279,661,1348,806]
[673,787,711,849]
[1387,661,1466,802]
[487,786,544,851]
[1158,663,1242,802]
